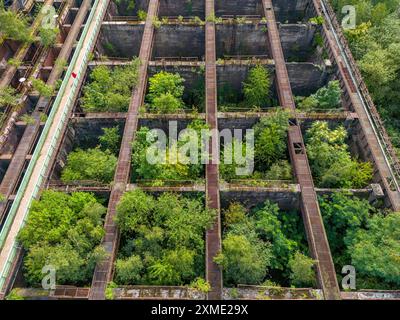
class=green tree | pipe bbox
[82,59,140,112]
[99,126,121,155]
[215,234,271,286]
[18,191,106,285]
[150,92,182,113]
[253,111,290,170]
[0,86,20,107]
[288,252,316,287]
[146,71,185,112]
[243,65,272,107]
[347,212,400,286]
[38,27,59,47]
[61,148,117,183]
[114,255,144,284]
[114,190,215,285]
[30,78,54,98]
[0,9,32,43]
[319,192,371,264]
[297,80,342,110]
[306,121,372,188]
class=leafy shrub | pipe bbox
[305,121,373,188]
[146,71,185,113]
[18,191,106,285]
[114,190,215,285]
[217,201,311,287]
[243,65,272,108]
[61,148,117,183]
[297,80,342,110]
[81,59,140,112]
[38,27,59,47]
[0,9,32,43]
[131,120,207,183]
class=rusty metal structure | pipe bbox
[0,0,399,300]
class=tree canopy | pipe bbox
[81,59,140,112]
[114,190,215,285]
[146,71,185,113]
[305,121,373,188]
[61,126,120,183]
[319,192,400,289]
[18,191,106,286]
[243,65,272,108]
[331,0,400,154]
[131,120,207,184]
[216,201,313,287]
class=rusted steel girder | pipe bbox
[262,0,341,300]
[89,0,160,300]
[205,0,223,300]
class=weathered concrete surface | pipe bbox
[287,62,328,96]
[99,23,144,57]
[272,0,313,23]
[215,0,264,16]
[159,0,205,18]
[109,0,149,16]
[153,25,205,59]
[279,23,317,62]
[220,187,301,211]
[113,286,206,300]
[223,286,323,300]
[216,24,269,58]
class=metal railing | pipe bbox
[319,0,400,191]
[0,0,109,293]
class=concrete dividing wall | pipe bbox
[220,188,301,211]
[159,0,205,18]
[216,24,270,58]
[99,24,144,58]
[279,23,317,62]
[152,25,205,59]
[110,0,150,16]
[215,0,264,16]
[272,0,313,23]
[287,62,328,96]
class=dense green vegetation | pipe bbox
[38,27,59,48]
[18,191,106,286]
[219,65,273,110]
[0,7,32,43]
[131,120,207,184]
[144,70,205,112]
[331,0,400,153]
[296,80,342,111]
[319,192,400,289]
[81,59,140,112]
[216,201,315,287]
[305,121,373,188]
[146,71,185,113]
[114,190,215,285]
[0,86,21,107]
[220,110,292,182]
[61,126,120,183]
